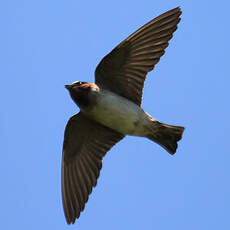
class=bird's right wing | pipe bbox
[62,112,124,224]
[95,7,181,106]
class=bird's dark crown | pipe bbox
[65,81,88,89]
[72,81,88,86]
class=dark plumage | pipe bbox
[62,7,184,224]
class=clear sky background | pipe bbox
[2,0,230,229]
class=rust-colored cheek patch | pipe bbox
[80,83,94,89]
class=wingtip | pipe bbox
[65,213,78,225]
[173,6,182,11]
[169,6,182,16]
[175,6,182,13]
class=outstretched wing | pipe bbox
[95,7,182,106]
[62,112,124,224]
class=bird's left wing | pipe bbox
[95,7,181,106]
[62,112,124,224]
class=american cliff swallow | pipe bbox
[62,7,184,224]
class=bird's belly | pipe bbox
[85,92,149,136]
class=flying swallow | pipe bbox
[62,7,184,224]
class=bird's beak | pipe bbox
[65,85,72,90]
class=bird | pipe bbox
[62,7,184,224]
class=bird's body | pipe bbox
[83,87,153,136]
[62,7,185,224]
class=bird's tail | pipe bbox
[147,121,184,155]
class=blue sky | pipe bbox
[2,0,230,229]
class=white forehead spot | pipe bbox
[71,81,80,85]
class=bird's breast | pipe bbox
[84,90,150,136]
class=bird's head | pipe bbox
[65,81,99,110]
